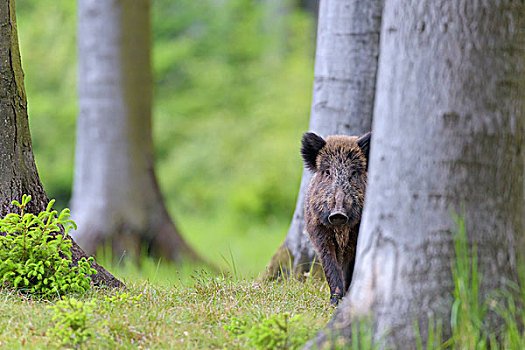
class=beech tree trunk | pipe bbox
[264,0,382,279]
[311,0,524,348]
[71,0,201,263]
[0,0,122,288]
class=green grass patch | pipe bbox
[0,270,332,349]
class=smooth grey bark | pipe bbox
[71,0,201,263]
[264,0,382,279]
[311,0,525,348]
[0,0,122,288]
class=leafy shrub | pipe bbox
[47,297,95,347]
[0,195,96,298]
[225,312,313,349]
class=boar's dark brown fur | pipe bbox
[301,132,371,305]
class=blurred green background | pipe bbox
[16,0,316,276]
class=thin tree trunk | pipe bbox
[71,0,201,263]
[264,0,382,279]
[311,0,524,348]
[0,0,122,289]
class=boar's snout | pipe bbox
[328,211,348,225]
[327,187,348,225]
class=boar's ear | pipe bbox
[301,132,326,171]
[357,132,371,161]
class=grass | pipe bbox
[0,209,522,349]
[443,214,525,350]
[2,261,521,350]
[411,214,525,350]
[0,265,333,349]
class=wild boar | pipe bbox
[301,132,371,305]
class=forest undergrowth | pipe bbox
[0,266,332,349]
[0,251,523,349]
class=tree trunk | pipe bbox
[71,0,201,263]
[311,0,524,348]
[264,0,382,279]
[0,0,122,289]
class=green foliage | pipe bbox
[0,195,96,298]
[47,297,95,347]
[17,0,77,205]
[16,0,315,275]
[225,312,314,349]
[151,0,314,273]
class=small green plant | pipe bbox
[104,291,142,306]
[47,297,95,347]
[0,195,96,298]
[225,312,313,349]
[224,316,248,336]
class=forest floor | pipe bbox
[1,256,523,349]
[0,262,333,349]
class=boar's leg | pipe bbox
[342,250,356,295]
[313,234,345,305]
[342,232,359,295]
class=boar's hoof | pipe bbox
[328,212,348,225]
[330,293,343,306]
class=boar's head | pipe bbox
[301,132,371,227]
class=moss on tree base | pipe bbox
[262,244,324,281]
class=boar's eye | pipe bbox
[349,170,357,180]
[324,169,331,177]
